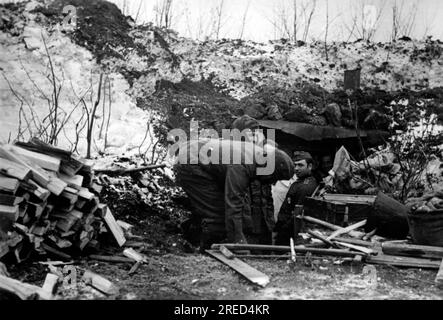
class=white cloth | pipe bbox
[271,174,297,221]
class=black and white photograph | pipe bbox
[0,0,442,306]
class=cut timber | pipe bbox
[128,261,142,276]
[366,254,441,269]
[382,242,443,260]
[0,205,19,238]
[0,157,31,180]
[0,241,9,258]
[307,230,338,248]
[116,220,133,231]
[327,219,367,240]
[436,259,443,289]
[82,270,119,295]
[41,273,59,296]
[219,245,235,259]
[15,139,84,176]
[206,250,270,287]
[322,194,376,205]
[102,207,126,247]
[0,274,52,300]
[0,195,24,206]
[333,237,378,248]
[0,146,66,195]
[0,176,19,194]
[301,216,364,238]
[123,248,147,263]
[211,244,366,258]
[334,241,376,255]
[59,174,83,189]
[77,187,94,201]
[9,145,60,172]
[88,255,133,264]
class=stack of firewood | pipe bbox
[0,138,126,263]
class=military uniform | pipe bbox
[274,175,318,245]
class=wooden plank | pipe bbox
[41,273,59,295]
[0,274,52,300]
[334,241,376,255]
[211,243,366,258]
[322,194,376,205]
[0,146,66,195]
[9,145,61,172]
[206,250,270,287]
[82,270,119,295]
[334,237,378,248]
[0,157,31,180]
[436,259,443,289]
[219,245,235,259]
[0,194,24,206]
[21,180,50,202]
[59,174,83,189]
[116,220,133,231]
[366,254,441,269]
[123,248,147,263]
[327,219,367,240]
[301,216,365,238]
[15,139,84,176]
[307,230,338,247]
[88,255,133,264]
[0,176,19,194]
[102,207,126,247]
[77,187,94,201]
[382,242,443,260]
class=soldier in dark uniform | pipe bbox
[274,151,318,245]
[175,138,295,251]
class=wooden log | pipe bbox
[0,274,52,300]
[77,187,94,201]
[334,241,376,255]
[0,176,19,194]
[322,194,376,205]
[20,180,50,202]
[0,157,31,180]
[333,237,377,248]
[54,210,83,233]
[366,254,441,269]
[9,145,61,172]
[90,182,103,195]
[102,207,126,247]
[436,259,443,289]
[382,242,443,260]
[0,194,24,206]
[206,250,270,287]
[327,219,367,240]
[301,216,365,238]
[88,255,133,264]
[211,243,366,258]
[82,270,119,295]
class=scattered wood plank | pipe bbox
[88,255,133,264]
[334,241,376,255]
[123,248,147,263]
[211,243,366,258]
[0,274,53,300]
[0,157,31,180]
[128,261,143,276]
[9,145,61,172]
[116,220,133,231]
[206,250,270,287]
[333,237,378,248]
[0,176,19,194]
[219,245,235,259]
[301,216,365,238]
[327,219,367,240]
[82,270,119,295]
[382,242,443,260]
[307,230,338,248]
[366,254,441,269]
[436,259,443,289]
[102,207,126,247]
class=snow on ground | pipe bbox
[0,1,159,159]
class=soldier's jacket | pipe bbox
[275,175,318,234]
[248,180,274,234]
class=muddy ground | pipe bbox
[8,217,443,301]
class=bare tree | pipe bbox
[269,0,317,42]
[154,0,175,29]
[324,0,329,60]
[342,0,385,42]
[391,0,418,41]
[238,0,251,40]
[213,0,226,40]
